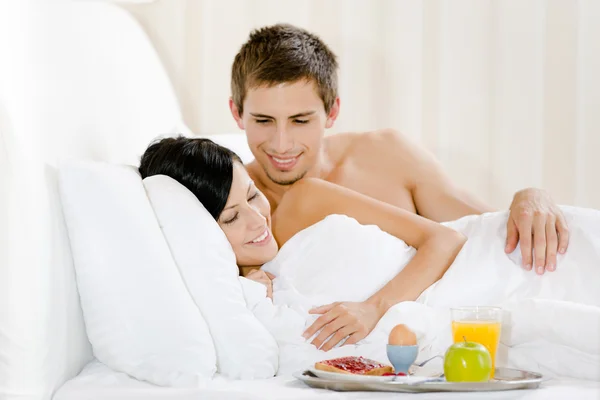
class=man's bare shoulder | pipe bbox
[329,129,427,168]
[323,131,359,161]
[322,129,422,211]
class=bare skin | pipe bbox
[230,79,570,350]
[246,129,489,219]
[245,125,568,275]
[223,161,466,351]
[271,177,467,351]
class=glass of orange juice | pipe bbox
[451,306,502,379]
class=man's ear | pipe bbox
[229,98,244,130]
[325,97,340,129]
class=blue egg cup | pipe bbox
[386,344,419,374]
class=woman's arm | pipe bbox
[272,178,466,350]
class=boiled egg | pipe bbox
[388,324,417,346]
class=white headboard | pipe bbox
[0,1,185,398]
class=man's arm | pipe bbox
[373,129,494,222]
[379,129,569,274]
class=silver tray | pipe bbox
[294,368,543,393]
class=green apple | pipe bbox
[443,339,492,382]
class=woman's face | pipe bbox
[217,162,278,266]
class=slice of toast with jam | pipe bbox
[315,356,393,376]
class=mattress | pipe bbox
[53,360,600,400]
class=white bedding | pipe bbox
[247,207,600,380]
[54,360,600,400]
[54,207,600,398]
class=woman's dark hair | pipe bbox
[139,136,242,220]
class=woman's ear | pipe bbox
[325,97,340,129]
[229,98,245,130]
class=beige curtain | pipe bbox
[122,0,600,210]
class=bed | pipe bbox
[1,2,598,399]
[51,360,600,400]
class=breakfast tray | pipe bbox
[294,368,543,393]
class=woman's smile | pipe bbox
[247,228,272,246]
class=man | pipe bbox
[228,23,569,350]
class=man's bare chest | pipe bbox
[325,160,417,214]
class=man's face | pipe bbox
[231,80,338,186]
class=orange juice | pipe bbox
[452,320,501,378]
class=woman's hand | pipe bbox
[273,178,466,351]
[246,269,275,299]
[302,301,384,351]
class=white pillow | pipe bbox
[143,175,279,379]
[58,161,217,386]
[202,133,255,164]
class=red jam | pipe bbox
[321,356,386,374]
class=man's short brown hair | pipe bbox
[231,24,339,115]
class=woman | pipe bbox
[139,136,467,351]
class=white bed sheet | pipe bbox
[54,360,600,400]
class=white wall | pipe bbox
[120,0,600,210]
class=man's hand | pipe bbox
[246,269,275,299]
[302,301,383,352]
[505,188,569,274]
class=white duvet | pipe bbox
[241,207,600,381]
